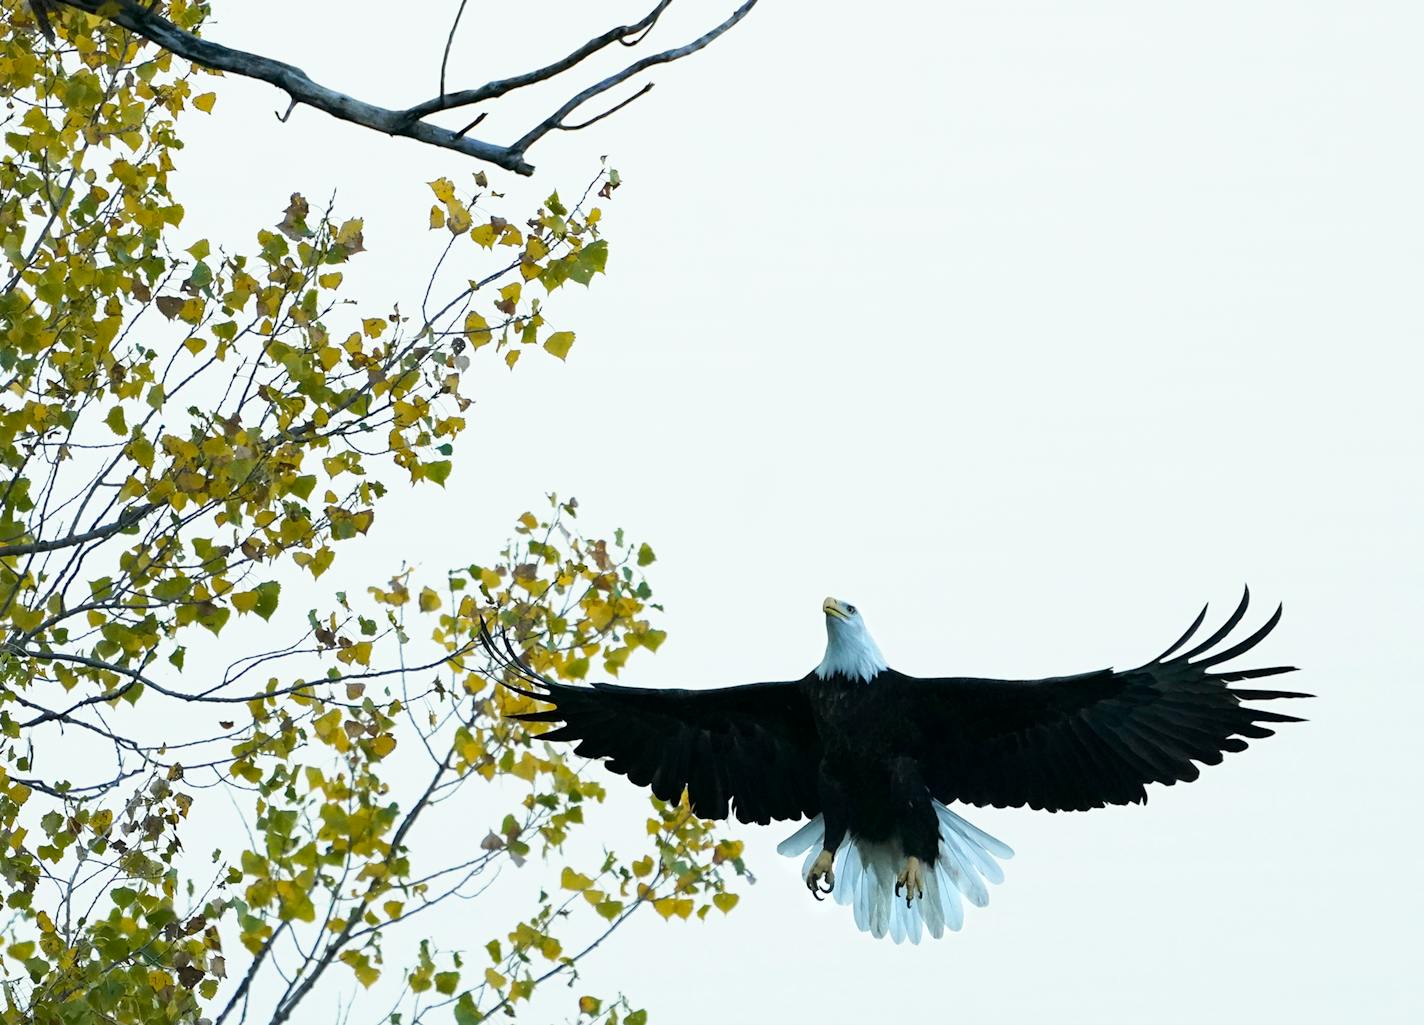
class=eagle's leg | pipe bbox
[807,759,851,901]
[805,849,835,899]
[895,856,926,906]
[891,757,938,907]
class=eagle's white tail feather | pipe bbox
[780,800,1012,943]
[775,817,824,857]
[936,803,1015,860]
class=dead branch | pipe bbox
[47,0,758,175]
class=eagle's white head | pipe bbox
[815,596,889,683]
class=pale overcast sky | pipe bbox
[170,3,1420,1023]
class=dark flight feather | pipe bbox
[883,587,1309,812]
[28,1,56,42]
[479,618,820,824]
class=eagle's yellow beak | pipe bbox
[823,597,850,622]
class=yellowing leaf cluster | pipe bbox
[0,12,727,1024]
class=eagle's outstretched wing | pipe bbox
[479,623,821,824]
[883,589,1310,812]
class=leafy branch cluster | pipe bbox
[0,7,748,1025]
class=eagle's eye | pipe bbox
[847,605,857,615]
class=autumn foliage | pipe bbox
[0,6,745,1025]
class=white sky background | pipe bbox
[165,2,1422,1022]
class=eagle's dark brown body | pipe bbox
[803,670,944,864]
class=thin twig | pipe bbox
[560,82,655,133]
[439,0,471,98]
[404,0,674,122]
[510,1,757,157]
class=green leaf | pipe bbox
[151,576,192,601]
[290,475,317,500]
[424,460,452,486]
[454,994,480,1025]
[252,581,281,620]
[232,582,280,620]
[568,240,608,286]
[198,604,230,636]
[186,260,212,290]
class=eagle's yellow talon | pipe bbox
[805,849,835,901]
[895,856,925,907]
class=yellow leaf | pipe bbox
[193,92,217,113]
[336,218,365,248]
[712,892,739,914]
[464,311,491,348]
[561,867,593,891]
[429,205,445,230]
[543,331,575,360]
[370,734,396,758]
[418,587,441,612]
[446,199,472,235]
[429,178,456,204]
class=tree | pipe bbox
[0,6,749,1024]
[14,0,758,174]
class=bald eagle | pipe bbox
[481,588,1307,943]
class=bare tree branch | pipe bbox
[49,0,757,175]
[405,0,674,122]
[510,0,756,154]
[0,501,158,557]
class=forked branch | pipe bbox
[43,0,758,175]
